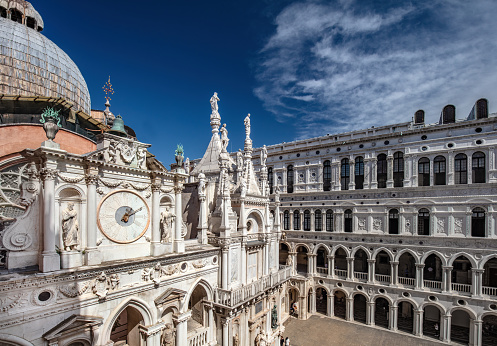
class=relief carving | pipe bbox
[373,218,382,231]
[358,218,366,231]
[454,218,463,234]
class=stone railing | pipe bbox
[316,267,327,275]
[398,277,415,286]
[335,269,347,278]
[188,327,208,346]
[424,279,442,290]
[375,274,391,283]
[483,286,497,296]
[451,282,471,293]
[354,272,368,281]
[215,265,292,307]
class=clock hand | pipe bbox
[128,206,143,217]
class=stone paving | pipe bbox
[281,315,446,346]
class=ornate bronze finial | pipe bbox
[40,107,61,141]
[175,144,184,167]
[103,76,114,102]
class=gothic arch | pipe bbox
[479,310,497,320]
[350,245,371,259]
[372,294,394,305]
[332,287,350,298]
[331,244,350,257]
[479,254,497,270]
[419,301,447,314]
[395,248,420,263]
[372,247,394,260]
[447,252,477,268]
[313,243,330,255]
[420,250,447,266]
[100,296,154,344]
[351,291,369,300]
[314,284,331,296]
[294,243,312,253]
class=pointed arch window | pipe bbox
[304,210,311,231]
[293,210,300,230]
[393,152,404,187]
[323,160,331,191]
[341,158,349,190]
[283,211,290,230]
[454,153,467,184]
[377,154,387,188]
[434,156,446,185]
[315,210,322,231]
[418,157,430,186]
[355,157,364,189]
[287,165,294,193]
[326,210,333,232]
[472,152,486,183]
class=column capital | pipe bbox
[415,263,425,268]
[472,268,485,273]
[367,259,376,263]
[327,255,335,259]
[442,266,453,270]
[151,182,162,192]
[173,311,192,324]
[40,168,58,181]
[85,173,99,185]
[390,261,399,265]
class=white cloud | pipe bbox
[255,0,497,139]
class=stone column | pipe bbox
[174,311,191,346]
[442,266,452,293]
[310,289,316,313]
[173,183,185,253]
[414,309,423,336]
[364,158,371,189]
[349,159,356,190]
[289,211,294,230]
[441,314,451,343]
[371,158,378,189]
[289,251,297,276]
[389,305,398,331]
[447,151,455,185]
[468,153,473,184]
[403,154,411,187]
[472,268,484,297]
[206,302,215,344]
[367,302,375,325]
[412,155,418,187]
[221,318,230,346]
[332,161,341,191]
[310,210,315,231]
[391,261,399,286]
[198,182,208,245]
[415,263,425,289]
[472,319,482,346]
[327,294,333,317]
[85,172,101,265]
[151,182,162,255]
[346,297,354,321]
[367,259,375,283]
[40,167,60,272]
[387,155,394,188]
[328,255,334,278]
[346,257,354,280]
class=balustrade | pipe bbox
[398,277,415,287]
[354,272,368,281]
[188,327,208,346]
[316,267,327,275]
[335,269,347,278]
[451,282,471,293]
[215,265,291,307]
[423,279,442,290]
[375,274,391,283]
[483,286,497,296]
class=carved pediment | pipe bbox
[43,314,103,341]
[91,133,151,169]
[155,288,187,307]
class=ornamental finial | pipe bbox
[103,76,114,102]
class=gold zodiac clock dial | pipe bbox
[97,190,150,244]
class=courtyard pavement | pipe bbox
[281,315,446,346]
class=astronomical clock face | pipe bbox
[97,190,150,244]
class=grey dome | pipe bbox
[0,17,90,113]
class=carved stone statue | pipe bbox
[286,254,293,267]
[210,92,220,113]
[137,147,147,168]
[61,202,79,251]
[236,149,243,169]
[160,206,175,242]
[233,334,240,346]
[244,113,251,138]
[220,124,229,151]
[271,305,278,329]
[161,323,175,346]
[184,157,190,173]
[198,172,207,195]
[261,145,267,166]
[255,330,267,346]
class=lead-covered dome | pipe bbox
[0,2,90,114]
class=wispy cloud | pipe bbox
[255,0,497,139]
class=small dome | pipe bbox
[0,16,91,113]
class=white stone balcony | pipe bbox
[423,279,442,290]
[214,265,292,307]
[375,274,391,283]
[335,269,347,278]
[398,276,415,287]
[483,286,497,296]
[451,282,471,294]
[187,327,208,346]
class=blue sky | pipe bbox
[38,0,497,165]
